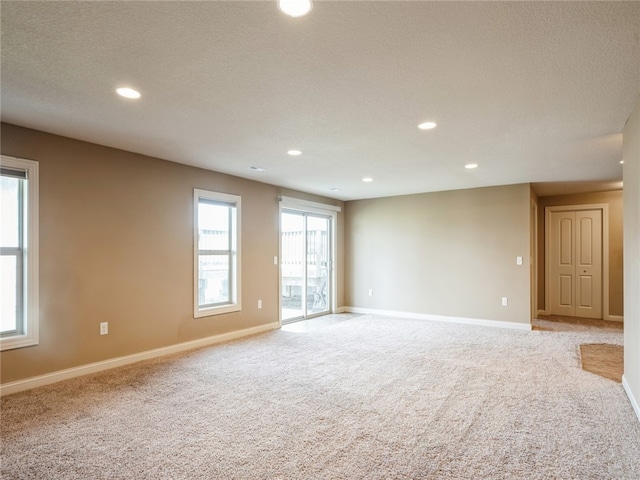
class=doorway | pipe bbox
[280,209,332,323]
[545,204,609,319]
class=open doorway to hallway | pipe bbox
[532,186,624,325]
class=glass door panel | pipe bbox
[281,210,331,323]
[306,215,330,316]
[281,212,305,321]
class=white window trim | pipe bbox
[194,189,241,318]
[277,195,342,214]
[1,155,39,351]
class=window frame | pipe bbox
[193,189,241,318]
[0,155,39,351]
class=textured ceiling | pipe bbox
[1,1,639,200]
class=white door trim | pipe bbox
[531,198,539,321]
[545,204,610,320]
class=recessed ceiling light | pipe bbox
[418,121,437,130]
[287,150,302,156]
[278,0,313,17]
[248,166,266,172]
[620,160,624,165]
[330,188,341,192]
[362,177,373,183]
[465,163,478,169]
[116,87,141,99]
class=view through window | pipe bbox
[0,156,38,351]
[194,189,241,317]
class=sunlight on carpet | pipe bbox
[580,343,624,383]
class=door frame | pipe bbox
[278,196,340,325]
[544,203,610,320]
[531,198,538,322]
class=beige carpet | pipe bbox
[2,314,639,479]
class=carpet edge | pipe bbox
[0,321,280,397]
[344,307,532,331]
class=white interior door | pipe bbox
[575,210,602,318]
[548,208,602,318]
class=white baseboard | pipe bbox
[622,375,640,424]
[335,306,347,314]
[0,322,280,397]
[344,307,532,331]
[536,310,548,317]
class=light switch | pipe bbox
[516,256,523,265]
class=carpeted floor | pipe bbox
[532,315,625,383]
[2,314,639,479]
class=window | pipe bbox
[194,189,241,317]
[1,156,38,351]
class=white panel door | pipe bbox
[575,210,602,318]
[548,209,602,318]
[549,211,576,316]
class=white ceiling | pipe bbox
[2,1,638,201]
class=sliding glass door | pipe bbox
[281,210,331,323]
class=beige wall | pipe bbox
[0,123,344,383]
[536,190,624,318]
[344,184,531,325]
[623,96,640,414]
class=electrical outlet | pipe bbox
[258,300,262,309]
[100,322,108,335]
[273,256,278,265]
[501,297,508,306]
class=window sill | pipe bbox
[194,303,241,318]
[0,333,38,352]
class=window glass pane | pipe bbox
[281,212,305,320]
[198,254,230,306]
[0,256,17,333]
[0,176,20,248]
[0,157,38,350]
[306,215,330,315]
[198,202,230,251]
